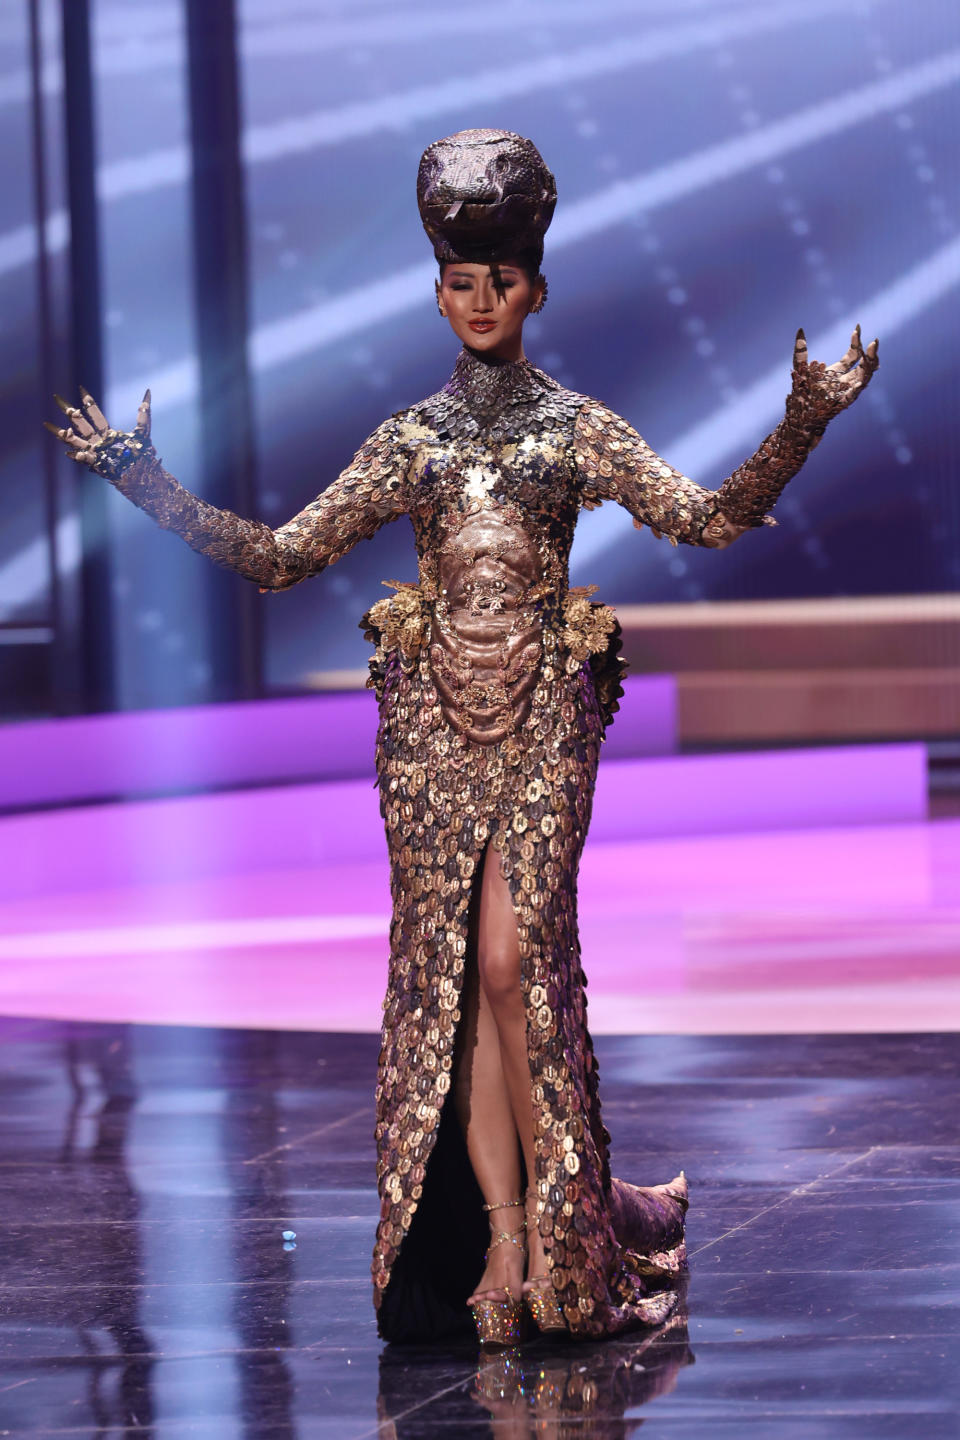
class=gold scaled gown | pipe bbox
[106,346,803,1341]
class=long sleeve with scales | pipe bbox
[574,400,735,547]
[574,386,832,545]
[105,415,411,590]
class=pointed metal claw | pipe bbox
[135,388,152,439]
[829,327,862,375]
[79,385,109,432]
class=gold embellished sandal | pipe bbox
[470,1197,526,1348]
[523,1187,567,1333]
[523,1276,565,1333]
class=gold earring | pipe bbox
[529,276,548,314]
[435,280,446,317]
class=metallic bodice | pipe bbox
[400,350,585,746]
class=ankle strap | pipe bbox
[486,1220,526,1260]
[483,1196,524,1214]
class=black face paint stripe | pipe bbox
[488,261,507,303]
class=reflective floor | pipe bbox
[0,1020,957,1437]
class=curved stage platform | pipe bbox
[0,683,957,1034]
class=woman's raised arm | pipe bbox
[46,389,410,590]
[574,327,878,549]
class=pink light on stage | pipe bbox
[0,691,949,1036]
[1,814,957,1036]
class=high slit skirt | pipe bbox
[363,593,687,1342]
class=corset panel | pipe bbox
[437,509,541,613]
[430,510,543,745]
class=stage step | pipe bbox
[0,676,675,813]
[4,742,925,902]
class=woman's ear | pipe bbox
[434,278,447,317]
[529,274,548,314]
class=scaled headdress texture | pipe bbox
[417,127,556,268]
[66,124,845,1346]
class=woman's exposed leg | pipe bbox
[455,866,525,1305]
[475,847,547,1283]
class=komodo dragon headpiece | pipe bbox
[417,128,557,271]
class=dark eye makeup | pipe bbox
[449,279,518,292]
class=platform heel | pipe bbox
[470,1197,526,1348]
[523,1277,565,1333]
[523,1187,567,1334]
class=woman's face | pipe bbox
[438,262,544,361]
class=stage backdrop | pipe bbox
[1,0,958,713]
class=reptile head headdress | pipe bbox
[417,128,556,273]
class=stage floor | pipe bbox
[2,818,960,1033]
[0,1020,956,1437]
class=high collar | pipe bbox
[416,344,577,444]
[444,346,548,414]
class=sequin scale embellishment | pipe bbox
[97,344,829,1338]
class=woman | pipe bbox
[48,129,877,1346]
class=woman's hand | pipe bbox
[711,324,880,528]
[790,325,879,438]
[44,387,152,479]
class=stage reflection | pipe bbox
[4,1029,157,1435]
[3,1021,954,1435]
[378,1300,694,1438]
